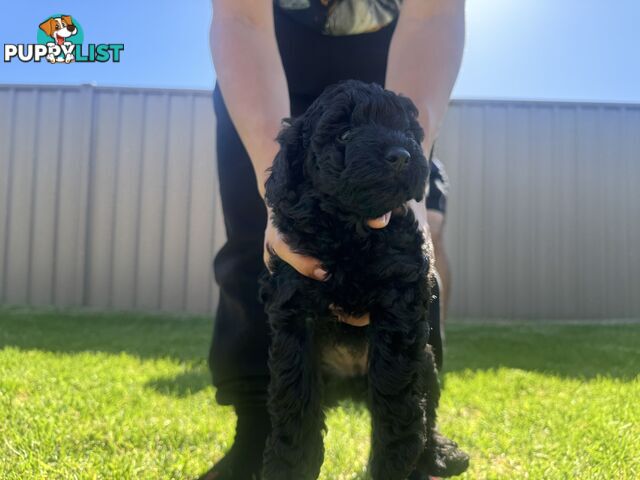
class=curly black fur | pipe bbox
[260,80,468,480]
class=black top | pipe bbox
[275,0,402,36]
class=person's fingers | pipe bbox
[366,211,392,229]
[271,236,329,281]
[340,313,370,327]
[330,304,370,326]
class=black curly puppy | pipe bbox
[260,80,468,480]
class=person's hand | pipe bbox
[263,202,429,327]
[263,206,330,281]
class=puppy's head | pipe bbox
[39,16,77,45]
[267,80,429,221]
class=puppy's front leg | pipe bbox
[262,288,325,480]
[368,292,429,480]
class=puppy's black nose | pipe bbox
[68,25,76,32]
[385,146,411,168]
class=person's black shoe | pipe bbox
[196,406,270,480]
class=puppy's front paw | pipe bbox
[46,54,56,63]
[64,53,74,63]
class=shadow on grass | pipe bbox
[146,366,213,397]
[0,306,213,363]
[0,307,218,398]
[443,322,640,381]
[1,307,639,389]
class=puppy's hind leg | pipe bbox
[262,280,325,480]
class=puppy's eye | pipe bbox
[55,25,61,30]
[338,130,351,144]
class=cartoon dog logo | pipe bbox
[38,15,77,63]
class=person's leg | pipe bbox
[209,86,270,402]
[200,85,271,480]
[425,157,451,340]
[427,211,450,332]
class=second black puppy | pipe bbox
[261,80,468,480]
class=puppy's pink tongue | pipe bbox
[367,211,392,229]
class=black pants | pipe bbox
[209,8,441,407]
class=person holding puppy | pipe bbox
[202,1,464,478]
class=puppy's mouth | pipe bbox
[55,34,65,45]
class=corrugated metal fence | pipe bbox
[0,84,224,314]
[1,84,639,318]
[437,100,640,319]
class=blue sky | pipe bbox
[1,0,638,102]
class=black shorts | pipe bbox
[426,157,449,215]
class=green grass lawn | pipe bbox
[1,307,639,479]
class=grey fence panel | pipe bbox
[185,96,218,314]
[27,90,60,306]
[624,108,640,315]
[76,89,219,314]
[85,91,121,308]
[1,84,639,319]
[0,90,14,302]
[481,105,510,317]
[436,100,640,319]
[458,104,484,315]
[160,94,194,312]
[556,107,580,317]
[53,88,93,307]
[600,106,634,318]
[529,105,555,318]
[3,90,39,304]
[111,93,145,310]
[136,93,172,310]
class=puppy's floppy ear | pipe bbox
[264,102,325,209]
[61,15,74,27]
[39,18,56,37]
[264,117,306,209]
